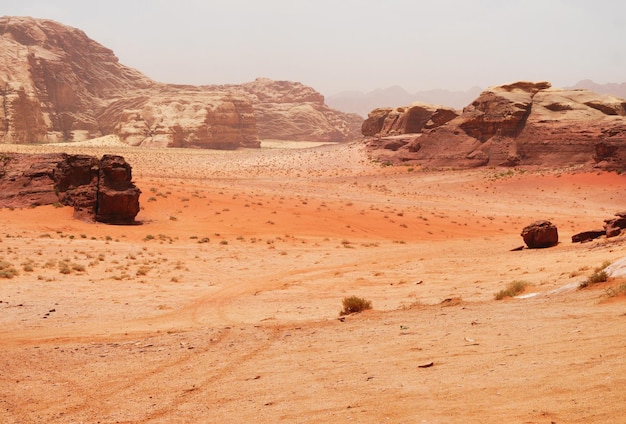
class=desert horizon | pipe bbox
[1,8,626,423]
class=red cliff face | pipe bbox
[365,81,626,170]
[0,153,141,223]
[0,17,357,147]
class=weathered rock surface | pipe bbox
[0,16,357,148]
[521,220,559,248]
[365,81,626,170]
[211,78,362,142]
[606,256,626,279]
[362,103,459,137]
[604,214,626,238]
[571,230,606,243]
[572,212,626,242]
[0,152,140,223]
[96,155,141,223]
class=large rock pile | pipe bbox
[0,16,359,148]
[364,81,626,170]
[0,152,140,223]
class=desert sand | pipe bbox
[1,141,625,423]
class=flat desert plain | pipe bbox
[1,141,625,423]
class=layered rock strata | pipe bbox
[365,81,626,170]
[0,16,358,148]
[0,152,140,223]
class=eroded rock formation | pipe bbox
[365,81,626,170]
[0,16,357,148]
[0,152,140,223]
[239,78,362,142]
[572,212,626,242]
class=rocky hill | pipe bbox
[569,79,626,100]
[364,81,626,170]
[0,16,359,148]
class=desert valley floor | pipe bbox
[0,141,625,423]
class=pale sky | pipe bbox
[2,0,625,96]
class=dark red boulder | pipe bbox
[521,220,559,248]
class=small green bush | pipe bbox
[340,296,373,315]
[494,280,530,300]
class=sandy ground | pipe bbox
[0,141,625,423]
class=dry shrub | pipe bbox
[494,280,529,300]
[0,259,18,279]
[579,260,611,289]
[340,296,372,315]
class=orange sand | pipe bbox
[0,142,625,423]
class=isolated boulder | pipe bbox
[521,220,559,248]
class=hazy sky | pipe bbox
[2,0,625,96]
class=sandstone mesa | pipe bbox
[364,81,626,170]
[0,16,360,148]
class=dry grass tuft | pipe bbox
[340,296,372,315]
[494,280,530,300]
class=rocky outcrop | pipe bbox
[220,78,362,142]
[521,220,559,248]
[0,152,140,223]
[0,17,356,148]
[604,212,626,238]
[571,230,606,243]
[571,212,626,242]
[365,81,626,170]
[362,103,459,137]
[96,155,140,224]
[98,89,260,149]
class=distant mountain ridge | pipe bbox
[328,80,626,118]
[568,79,626,99]
[326,86,483,117]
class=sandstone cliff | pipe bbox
[365,81,626,170]
[0,16,357,148]
[0,152,140,223]
[238,78,362,142]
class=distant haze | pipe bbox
[2,0,625,98]
[326,86,484,116]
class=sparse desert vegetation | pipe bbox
[494,280,530,300]
[579,260,612,288]
[0,142,625,423]
[0,258,18,279]
[340,295,373,315]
